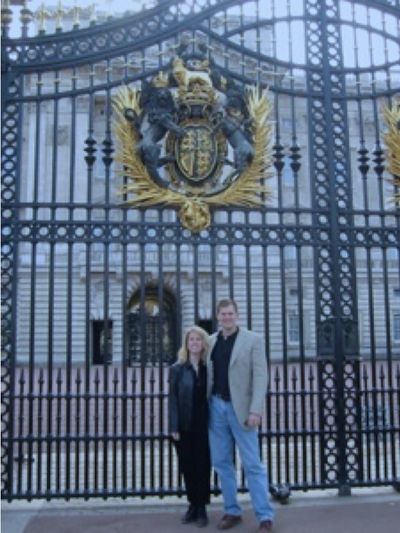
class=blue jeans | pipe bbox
[209,395,274,523]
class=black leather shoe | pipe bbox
[196,505,209,528]
[217,514,242,530]
[181,504,198,524]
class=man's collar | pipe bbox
[218,327,239,339]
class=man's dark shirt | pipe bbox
[211,329,239,401]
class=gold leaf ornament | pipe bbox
[179,198,211,233]
[113,84,272,231]
[113,86,183,207]
[383,100,400,206]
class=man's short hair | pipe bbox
[216,298,238,313]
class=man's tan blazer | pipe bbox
[207,328,268,429]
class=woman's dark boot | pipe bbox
[196,505,209,528]
[181,503,198,524]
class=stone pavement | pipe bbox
[2,488,399,533]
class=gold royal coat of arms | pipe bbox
[113,44,273,232]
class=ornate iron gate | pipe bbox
[2,0,399,501]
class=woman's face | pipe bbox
[187,332,204,357]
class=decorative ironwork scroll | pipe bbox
[1,71,21,499]
[306,0,361,494]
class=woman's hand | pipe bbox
[171,432,180,441]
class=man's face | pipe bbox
[217,304,238,332]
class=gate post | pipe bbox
[1,67,22,500]
[305,0,362,495]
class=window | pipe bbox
[94,154,106,180]
[282,156,295,185]
[288,311,300,343]
[285,246,297,260]
[393,312,400,342]
[281,118,293,132]
[92,320,113,365]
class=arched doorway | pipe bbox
[127,286,178,366]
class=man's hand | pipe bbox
[247,413,261,428]
[171,432,180,441]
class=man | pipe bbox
[207,298,274,532]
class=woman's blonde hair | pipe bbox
[177,325,209,364]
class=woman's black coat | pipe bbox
[169,361,206,433]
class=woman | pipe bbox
[169,325,211,528]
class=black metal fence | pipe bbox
[2,0,400,501]
[7,361,400,499]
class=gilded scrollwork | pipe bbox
[383,100,400,206]
[113,45,273,232]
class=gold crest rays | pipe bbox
[383,100,400,206]
[113,85,273,232]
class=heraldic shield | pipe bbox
[172,121,222,184]
[113,42,273,232]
